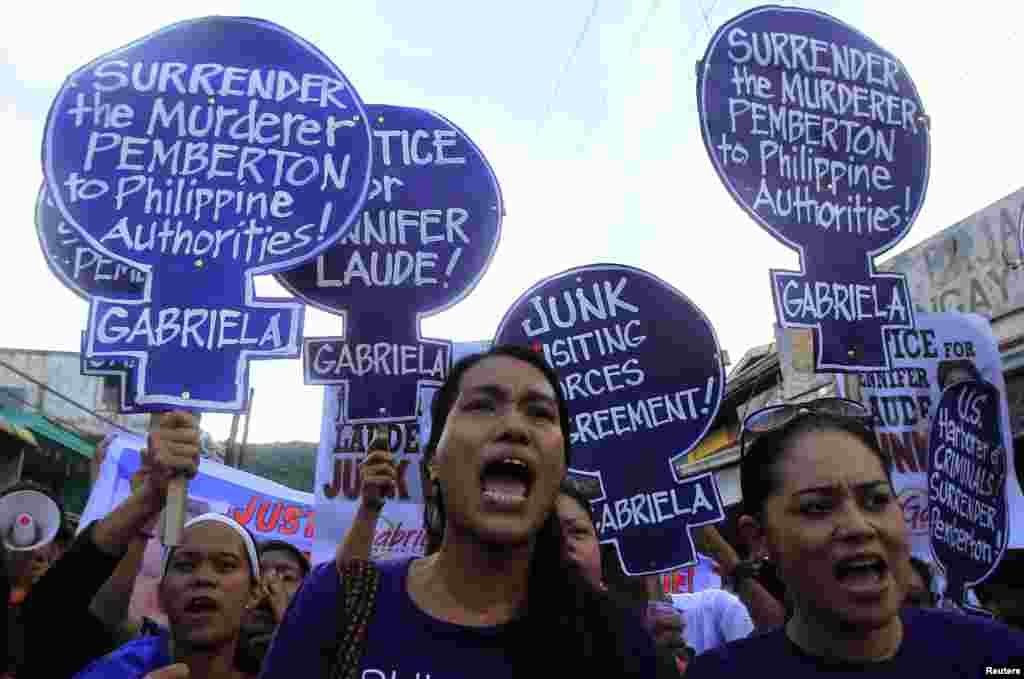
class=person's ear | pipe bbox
[738,514,769,561]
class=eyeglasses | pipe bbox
[739,397,871,460]
[262,564,303,583]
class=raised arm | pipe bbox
[88,467,161,643]
[335,428,396,566]
[694,524,786,631]
[92,412,200,556]
[21,411,200,677]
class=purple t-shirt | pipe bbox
[259,557,658,678]
[687,607,1024,678]
[73,633,172,678]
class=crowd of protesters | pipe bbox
[0,344,1021,677]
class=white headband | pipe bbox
[161,513,261,581]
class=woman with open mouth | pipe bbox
[687,399,1024,677]
[260,344,663,678]
[75,512,261,679]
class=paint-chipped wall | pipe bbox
[881,187,1024,331]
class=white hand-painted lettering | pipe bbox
[312,342,447,379]
[522,277,639,338]
[598,484,716,533]
[781,279,909,323]
[710,25,924,239]
[570,388,704,445]
[374,129,466,166]
[97,306,284,350]
[91,61,351,110]
[96,202,333,264]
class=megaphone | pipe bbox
[0,490,61,552]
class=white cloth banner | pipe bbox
[839,312,1024,560]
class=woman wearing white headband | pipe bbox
[75,512,262,679]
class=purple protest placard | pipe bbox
[495,264,725,575]
[277,104,502,424]
[36,182,147,302]
[928,379,1008,607]
[42,16,373,412]
[697,5,928,372]
[78,331,141,413]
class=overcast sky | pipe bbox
[3,0,1023,443]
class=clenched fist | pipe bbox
[360,428,396,512]
[139,411,201,503]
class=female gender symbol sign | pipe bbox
[698,5,930,372]
[42,16,374,411]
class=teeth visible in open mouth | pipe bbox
[836,556,886,581]
[483,490,525,503]
[481,457,532,501]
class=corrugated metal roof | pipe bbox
[0,408,94,459]
[0,414,37,447]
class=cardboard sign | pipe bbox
[928,380,1009,604]
[79,331,141,413]
[36,182,147,301]
[495,264,726,575]
[697,5,929,371]
[312,341,490,564]
[838,312,1024,561]
[279,104,502,424]
[313,384,428,564]
[42,16,374,412]
[36,181,146,413]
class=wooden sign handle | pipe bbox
[154,409,200,547]
[161,476,188,546]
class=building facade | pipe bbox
[0,347,153,518]
[881,186,1024,435]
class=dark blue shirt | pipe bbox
[73,632,172,678]
[688,607,1024,678]
[260,557,660,678]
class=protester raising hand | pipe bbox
[20,411,204,678]
[360,440,398,510]
[142,411,202,495]
[335,427,396,567]
[89,411,200,553]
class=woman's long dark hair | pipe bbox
[421,345,660,675]
[422,344,571,553]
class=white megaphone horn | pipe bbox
[0,490,62,552]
